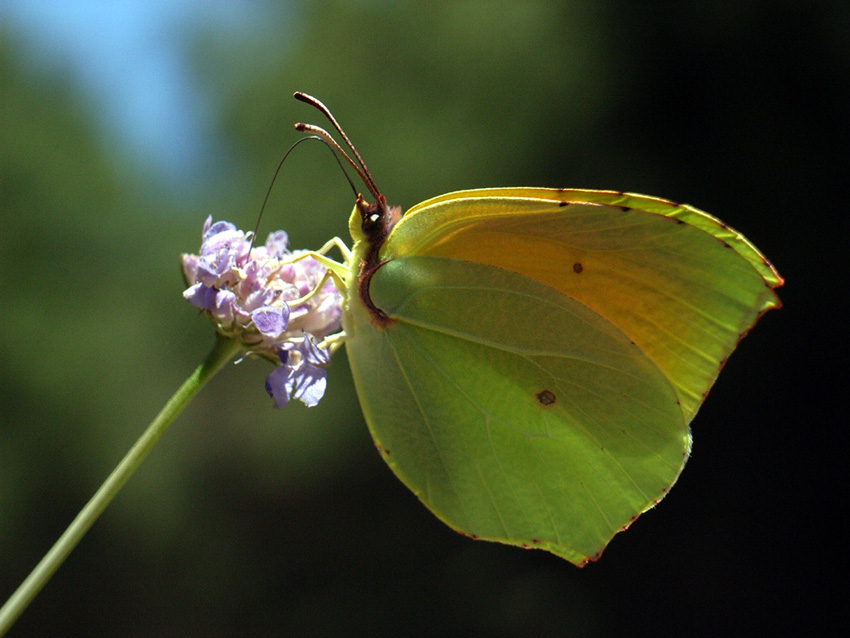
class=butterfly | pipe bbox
[294,92,783,565]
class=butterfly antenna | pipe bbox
[293,123,372,195]
[249,135,358,252]
[293,92,383,203]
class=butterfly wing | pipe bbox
[344,188,781,563]
[382,188,782,421]
[346,255,690,564]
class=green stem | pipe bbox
[0,335,243,636]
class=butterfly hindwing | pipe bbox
[346,255,689,564]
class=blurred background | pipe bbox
[0,1,842,635]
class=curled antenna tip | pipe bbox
[293,91,317,105]
[292,91,383,202]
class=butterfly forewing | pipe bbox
[381,189,781,422]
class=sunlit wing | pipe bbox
[346,256,690,564]
[382,188,782,421]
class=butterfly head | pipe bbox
[351,193,401,248]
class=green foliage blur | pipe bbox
[1,1,842,635]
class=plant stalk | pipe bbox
[0,335,243,636]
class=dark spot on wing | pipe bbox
[573,262,583,274]
[558,201,568,207]
[536,390,556,406]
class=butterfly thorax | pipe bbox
[348,193,400,328]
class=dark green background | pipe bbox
[1,1,841,635]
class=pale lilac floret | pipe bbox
[251,305,289,339]
[181,253,199,283]
[183,282,217,310]
[195,221,250,287]
[265,230,289,258]
[203,220,236,241]
[181,215,342,409]
[183,283,236,323]
[299,282,342,335]
[265,337,330,408]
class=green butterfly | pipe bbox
[297,93,782,565]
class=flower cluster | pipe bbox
[181,216,341,408]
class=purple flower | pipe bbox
[181,216,342,409]
[265,337,330,408]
